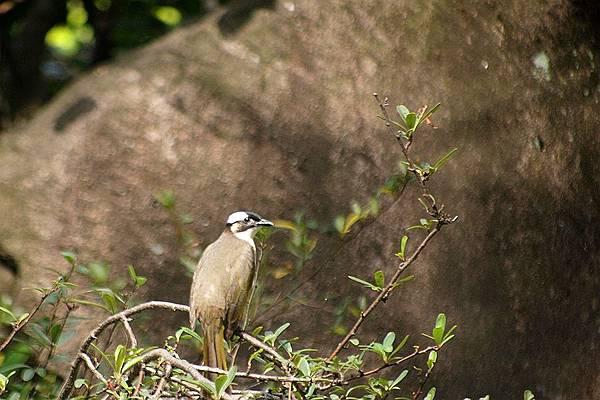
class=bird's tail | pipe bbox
[202,323,228,381]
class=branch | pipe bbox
[343,345,437,384]
[79,352,108,385]
[151,362,172,400]
[0,287,59,352]
[120,315,137,348]
[239,331,292,374]
[327,225,441,361]
[58,301,189,400]
[136,349,234,400]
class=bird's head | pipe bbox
[226,211,273,240]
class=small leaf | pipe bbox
[0,306,16,321]
[0,373,8,394]
[424,387,436,400]
[432,148,458,171]
[74,378,87,389]
[154,189,175,209]
[349,338,359,346]
[347,275,380,291]
[524,390,535,400]
[405,113,417,130]
[215,366,237,399]
[273,322,290,338]
[396,105,410,122]
[373,270,385,288]
[390,369,409,388]
[382,332,395,352]
[427,350,437,370]
[333,216,345,233]
[60,251,77,264]
[395,235,409,260]
[298,357,310,377]
[432,314,447,345]
[21,368,35,382]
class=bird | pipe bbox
[189,211,273,379]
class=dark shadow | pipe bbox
[54,96,97,132]
[0,245,19,275]
[218,0,277,36]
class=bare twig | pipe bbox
[120,315,137,348]
[79,352,108,385]
[151,362,172,400]
[342,345,437,384]
[0,286,59,352]
[327,225,441,361]
[239,331,291,373]
[132,363,146,397]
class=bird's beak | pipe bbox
[256,218,274,227]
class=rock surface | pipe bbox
[0,0,599,398]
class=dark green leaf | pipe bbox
[405,113,417,130]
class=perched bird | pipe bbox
[189,211,273,377]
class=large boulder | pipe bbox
[0,0,598,398]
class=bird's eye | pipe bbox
[244,217,250,222]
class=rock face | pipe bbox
[0,0,599,398]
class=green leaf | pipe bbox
[128,265,148,288]
[396,105,410,122]
[427,350,437,370]
[432,314,446,345]
[298,357,310,377]
[349,338,359,346]
[176,327,203,344]
[382,332,395,352]
[395,235,409,260]
[215,366,237,399]
[391,334,410,357]
[74,378,87,389]
[114,345,126,374]
[347,275,380,291]
[21,368,35,382]
[60,251,77,264]
[373,270,385,288]
[524,390,535,400]
[0,306,16,321]
[432,148,458,171]
[390,369,409,388]
[154,189,175,209]
[424,387,436,400]
[405,113,417,130]
[273,322,290,338]
[333,215,345,233]
[0,373,8,394]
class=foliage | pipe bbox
[0,97,536,400]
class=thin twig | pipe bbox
[151,362,172,400]
[120,315,137,348]
[327,225,441,361]
[239,331,291,373]
[79,352,108,385]
[0,287,59,352]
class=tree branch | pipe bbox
[327,225,441,361]
[58,301,189,400]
